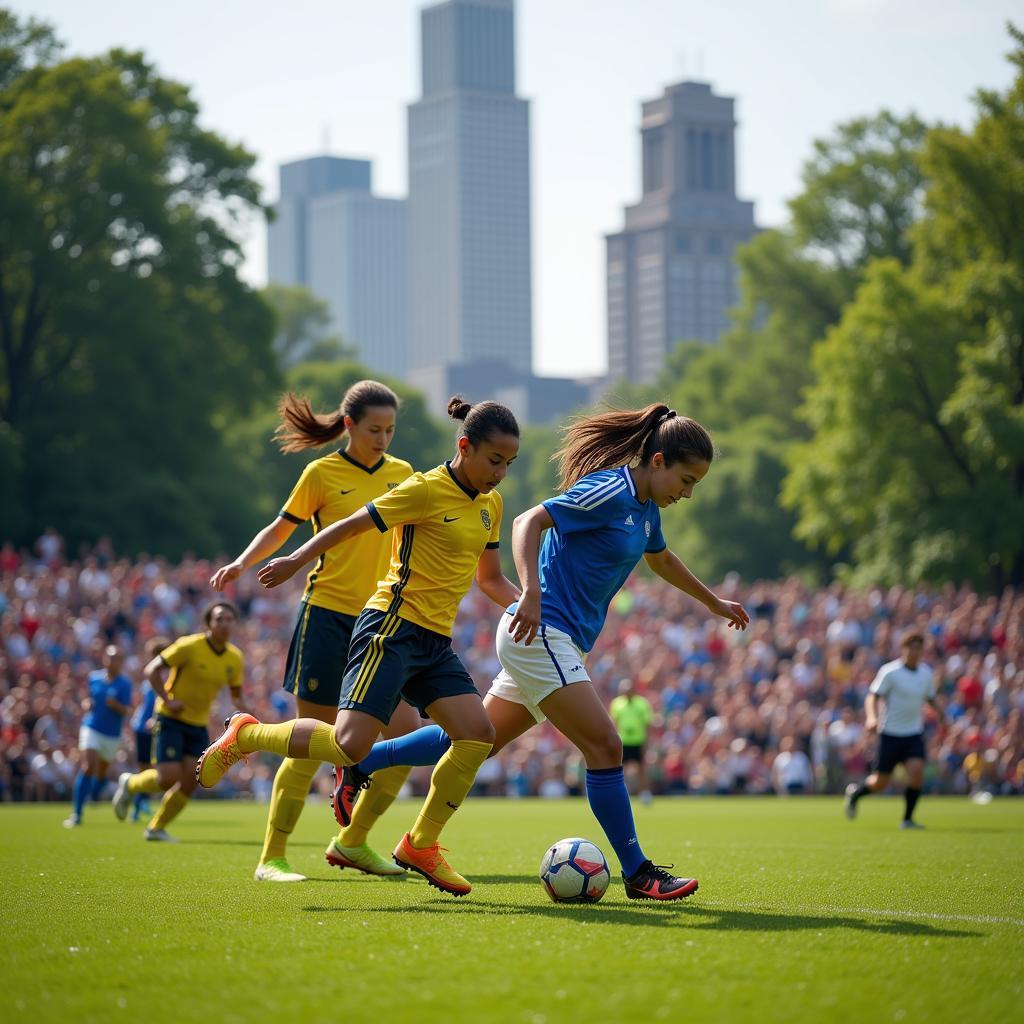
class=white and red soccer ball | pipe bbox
[539,837,610,903]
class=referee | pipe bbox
[609,679,654,805]
[845,631,944,829]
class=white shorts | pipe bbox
[487,612,590,723]
[79,725,120,762]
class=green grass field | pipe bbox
[3,795,1022,1024]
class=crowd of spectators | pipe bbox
[2,531,1022,807]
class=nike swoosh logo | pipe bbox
[446,801,459,810]
[340,489,355,495]
[444,515,459,523]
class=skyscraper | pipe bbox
[606,81,757,384]
[267,156,409,378]
[407,0,532,376]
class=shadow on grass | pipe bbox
[300,897,977,937]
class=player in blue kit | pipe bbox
[64,645,133,828]
[337,404,749,900]
[128,638,167,822]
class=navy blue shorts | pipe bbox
[135,730,152,767]
[339,609,479,726]
[152,714,209,764]
[874,732,926,774]
[282,603,358,707]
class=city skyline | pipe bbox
[17,0,1021,376]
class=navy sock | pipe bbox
[359,725,452,775]
[904,787,921,821]
[72,772,90,819]
[90,776,106,801]
[586,767,647,876]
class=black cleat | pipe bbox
[624,861,699,901]
[844,783,859,820]
[331,763,371,828]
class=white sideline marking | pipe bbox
[699,899,1024,928]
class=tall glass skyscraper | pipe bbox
[407,0,533,374]
[606,81,758,384]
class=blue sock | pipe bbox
[132,794,150,819]
[90,776,106,801]
[359,725,452,775]
[585,767,647,876]
[72,772,90,820]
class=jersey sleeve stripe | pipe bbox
[366,503,388,533]
[278,510,304,525]
[578,480,626,509]
[572,476,622,507]
[485,541,500,550]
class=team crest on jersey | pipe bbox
[387,481,398,489]
[480,509,491,530]
[644,521,651,538]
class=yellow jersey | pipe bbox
[156,633,245,727]
[280,450,413,615]
[364,462,502,637]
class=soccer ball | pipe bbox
[539,837,610,903]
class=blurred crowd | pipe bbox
[2,530,1022,806]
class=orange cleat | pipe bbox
[196,712,258,789]
[392,832,472,896]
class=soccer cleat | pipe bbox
[196,712,258,788]
[63,815,81,829]
[392,832,472,896]
[254,858,308,882]
[331,763,371,828]
[325,838,407,877]
[143,828,178,842]
[112,772,133,821]
[900,820,925,830]
[623,861,699,901]
[844,782,859,820]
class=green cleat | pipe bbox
[254,858,307,882]
[325,837,407,877]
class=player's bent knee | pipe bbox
[582,732,622,768]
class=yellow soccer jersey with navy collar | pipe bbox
[156,633,244,727]
[364,462,502,637]
[280,450,414,615]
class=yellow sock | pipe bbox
[260,758,320,864]
[238,721,295,756]
[306,721,353,766]
[409,739,491,848]
[127,769,162,794]
[338,764,411,848]
[148,788,189,831]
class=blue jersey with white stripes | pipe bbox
[130,684,157,734]
[536,466,666,652]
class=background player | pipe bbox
[609,678,654,805]
[211,381,417,882]
[198,398,521,896]
[340,404,749,901]
[127,637,168,823]
[845,631,945,829]
[64,645,132,828]
[112,602,246,841]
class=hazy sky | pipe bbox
[15,0,1020,375]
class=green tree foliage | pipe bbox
[262,283,353,367]
[785,26,1024,587]
[0,12,278,555]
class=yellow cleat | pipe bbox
[196,712,258,789]
[392,832,471,896]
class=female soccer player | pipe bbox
[128,637,168,823]
[112,602,247,841]
[339,404,749,901]
[209,381,419,882]
[198,398,521,897]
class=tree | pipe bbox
[262,283,352,367]
[0,12,278,555]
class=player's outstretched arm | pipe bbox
[643,547,750,630]
[211,517,298,590]
[257,507,376,588]
[508,504,554,645]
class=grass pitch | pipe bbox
[3,795,1022,1024]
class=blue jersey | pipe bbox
[130,684,157,733]
[534,466,666,652]
[83,671,133,738]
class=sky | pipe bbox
[14,0,1021,376]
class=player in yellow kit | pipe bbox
[198,397,521,896]
[111,602,246,841]
[209,380,420,882]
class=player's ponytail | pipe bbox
[275,380,399,452]
[554,403,714,490]
[447,394,520,445]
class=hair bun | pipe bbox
[447,395,473,421]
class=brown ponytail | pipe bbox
[274,379,399,453]
[554,403,714,490]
